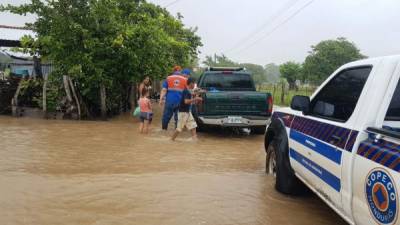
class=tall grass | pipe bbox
[259,84,317,107]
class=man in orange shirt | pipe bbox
[159,66,187,130]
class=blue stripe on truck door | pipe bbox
[290,129,342,165]
[289,148,341,192]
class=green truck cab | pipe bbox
[194,67,273,133]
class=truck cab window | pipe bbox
[310,66,372,122]
[385,80,400,121]
[201,73,255,91]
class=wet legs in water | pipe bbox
[171,128,197,141]
[139,120,150,134]
[162,104,178,130]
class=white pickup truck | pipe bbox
[264,55,400,225]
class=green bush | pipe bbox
[19,79,42,108]
[19,77,63,112]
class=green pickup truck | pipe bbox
[194,67,273,134]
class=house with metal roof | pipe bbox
[0,25,52,78]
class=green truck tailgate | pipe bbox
[200,91,271,116]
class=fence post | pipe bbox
[43,76,47,118]
[12,80,23,117]
[307,85,310,96]
[280,82,285,105]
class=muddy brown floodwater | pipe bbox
[0,107,346,225]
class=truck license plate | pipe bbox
[227,116,242,124]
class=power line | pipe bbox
[224,0,301,54]
[163,0,182,8]
[231,0,314,54]
[228,0,315,55]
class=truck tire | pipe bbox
[266,138,307,195]
[252,126,266,135]
[197,124,205,132]
[196,122,209,132]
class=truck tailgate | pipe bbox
[200,91,271,116]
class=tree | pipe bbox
[202,54,267,86]
[1,0,202,119]
[203,55,216,67]
[202,54,238,67]
[241,63,266,88]
[280,61,302,90]
[264,63,280,84]
[302,37,365,84]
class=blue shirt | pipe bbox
[162,74,185,105]
[179,89,192,112]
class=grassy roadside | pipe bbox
[259,84,317,107]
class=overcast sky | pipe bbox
[1,0,400,65]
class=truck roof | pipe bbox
[206,67,246,72]
[344,54,400,67]
[203,70,251,75]
[203,68,251,75]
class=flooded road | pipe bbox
[0,108,346,225]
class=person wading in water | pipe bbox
[138,88,153,134]
[171,77,202,141]
[159,66,187,130]
[138,76,152,100]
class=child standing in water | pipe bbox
[171,78,202,141]
[139,88,153,134]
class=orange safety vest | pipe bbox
[166,74,187,92]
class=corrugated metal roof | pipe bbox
[0,27,35,41]
[1,47,32,59]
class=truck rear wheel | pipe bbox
[252,126,266,135]
[266,139,307,195]
[196,122,209,132]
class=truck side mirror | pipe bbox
[291,95,310,115]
